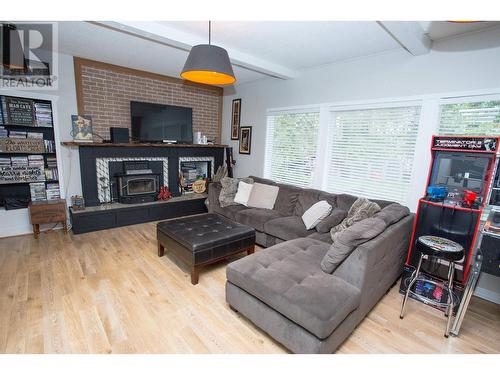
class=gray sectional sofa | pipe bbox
[207,176,414,353]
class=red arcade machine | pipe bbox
[400,135,500,312]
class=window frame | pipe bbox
[264,107,321,188]
[262,90,500,210]
[323,102,423,204]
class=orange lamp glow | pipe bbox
[181,70,236,85]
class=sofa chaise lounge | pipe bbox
[208,176,414,353]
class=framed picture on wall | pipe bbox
[239,126,252,155]
[71,115,94,142]
[231,98,241,140]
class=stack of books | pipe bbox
[44,168,58,181]
[8,130,27,138]
[0,157,11,167]
[34,102,53,127]
[27,132,43,139]
[28,155,44,167]
[0,97,6,124]
[29,182,46,201]
[44,140,55,153]
[46,156,57,168]
[11,156,28,167]
[0,126,7,138]
[45,157,58,181]
[46,182,60,200]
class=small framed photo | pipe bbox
[71,115,93,142]
[239,126,252,155]
[231,98,241,140]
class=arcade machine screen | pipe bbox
[429,153,490,202]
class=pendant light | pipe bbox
[180,21,236,85]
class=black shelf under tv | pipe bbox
[0,95,60,210]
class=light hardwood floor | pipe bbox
[0,222,499,354]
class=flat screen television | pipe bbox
[130,101,193,143]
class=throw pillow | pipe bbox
[315,208,348,233]
[321,217,387,273]
[246,182,280,210]
[301,200,332,230]
[233,181,254,206]
[219,177,254,207]
[374,203,410,226]
[330,197,381,238]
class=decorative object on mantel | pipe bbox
[192,179,207,194]
[157,186,172,200]
[239,126,252,155]
[231,99,241,140]
[180,21,236,86]
[179,170,186,195]
[71,115,93,142]
[213,165,228,182]
[71,195,85,210]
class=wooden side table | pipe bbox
[28,199,68,239]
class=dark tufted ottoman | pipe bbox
[157,213,255,285]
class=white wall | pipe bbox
[0,52,80,237]
[221,27,500,303]
[222,27,500,180]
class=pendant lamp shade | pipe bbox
[181,44,236,85]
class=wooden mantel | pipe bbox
[61,142,227,148]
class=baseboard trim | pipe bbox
[473,286,500,304]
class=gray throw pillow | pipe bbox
[330,197,381,238]
[321,217,387,273]
[374,203,410,226]
[315,209,348,233]
[219,177,253,207]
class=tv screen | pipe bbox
[130,101,193,143]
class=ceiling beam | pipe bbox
[378,21,432,56]
[91,21,298,80]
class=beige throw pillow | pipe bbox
[219,177,253,207]
[301,200,332,230]
[246,183,280,210]
[233,181,254,206]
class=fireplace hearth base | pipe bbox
[70,193,208,234]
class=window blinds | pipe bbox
[439,100,500,136]
[326,106,421,204]
[264,110,320,188]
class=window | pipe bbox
[264,110,320,188]
[439,100,500,136]
[326,105,421,204]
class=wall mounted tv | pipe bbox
[130,101,193,143]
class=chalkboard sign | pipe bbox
[0,165,44,184]
[6,97,34,125]
[0,138,45,153]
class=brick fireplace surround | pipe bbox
[73,57,223,142]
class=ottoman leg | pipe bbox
[158,242,165,257]
[191,265,200,285]
[247,245,255,255]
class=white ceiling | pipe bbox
[419,21,500,40]
[161,21,400,70]
[55,21,500,86]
